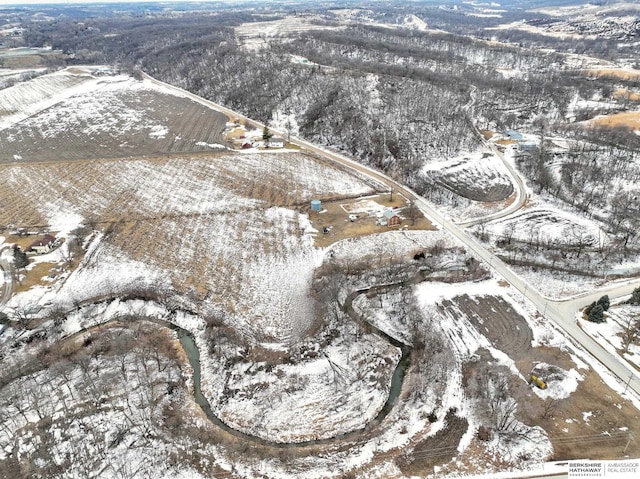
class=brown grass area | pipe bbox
[396,410,468,476]
[0,151,382,312]
[2,234,37,250]
[495,139,517,145]
[109,216,229,300]
[65,67,89,75]
[14,261,58,293]
[448,295,535,367]
[539,370,640,460]
[309,194,434,248]
[590,111,640,129]
[225,126,249,140]
[105,201,306,304]
[582,68,640,81]
[0,152,374,229]
[614,89,640,102]
[480,189,518,211]
[446,295,640,469]
[479,130,494,140]
[0,55,45,69]
[433,438,515,477]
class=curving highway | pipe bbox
[142,71,640,396]
[457,138,529,227]
[458,86,529,228]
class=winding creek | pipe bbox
[4,273,430,448]
[172,303,412,448]
[169,267,454,446]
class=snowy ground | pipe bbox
[215,331,401,443]
[579,298,640,371]
[1,153,376,343]
[422,150,514,202]
[234,16,342,51]
[0,69,96,127]
[477,203,603,249]
[0,310,203,479]
[0,66,382,344]
[0,68,234,162]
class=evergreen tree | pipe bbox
[12,247,29,269]
[630,287,640,305]
[584,301,596,317]
[597,294,610,311]
[262,122,273,145]
[588,303,605,323]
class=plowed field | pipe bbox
[0,76,231,163]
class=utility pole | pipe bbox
[623,373,633,394]
[624,433,634,454]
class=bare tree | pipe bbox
[541,398,557,419]
[620,314,640,354]
[13,305,38,330]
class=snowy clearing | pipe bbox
[422,150,514,202]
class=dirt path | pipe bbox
[397,410,468,476]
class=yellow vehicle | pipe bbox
[530,374,547,390]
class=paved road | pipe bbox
[457,139,529,227]
[0,257,12,310]
[142,72,640,396]
[426,211,640,396]
[458,87,529,227]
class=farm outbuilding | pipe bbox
[383,209,401,227]
[504,129,523,141]
[269,137,286,148]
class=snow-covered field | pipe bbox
[0,68,232,162]
[0,66,387,354]
[235,16,342,50]
[422,150,514,202]
[1,150,378,343]
[478,205,602,249]
[0,69,94,123]
[0,152,376,227]
[215,330,401,443]
[580,298,640,371]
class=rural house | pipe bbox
[27,234,57,255]
[378,209,401,227]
